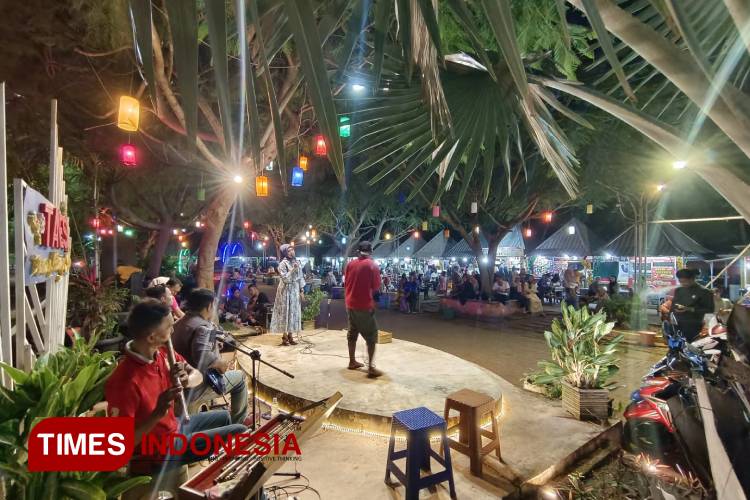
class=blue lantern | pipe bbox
[291,166,304,187]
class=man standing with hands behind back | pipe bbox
[344,241,383,378]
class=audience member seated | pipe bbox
[220,287,246,324]
[492,275,510,303]
[245,284,270,327]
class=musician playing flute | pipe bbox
[106,299,247,475]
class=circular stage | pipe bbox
[236,329,505,435]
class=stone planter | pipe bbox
[302,320,316,331]
[561,381,609,420]
[639,330,656,347]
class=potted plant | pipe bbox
[534,305,623,420]
[302,289,325,330]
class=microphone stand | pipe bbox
[227,340,294,432]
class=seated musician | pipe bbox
[172,288,251,426]
[105,299,246,474]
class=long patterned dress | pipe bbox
[269,258,306,334]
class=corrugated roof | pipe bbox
[413,233,452,259]
[601,223,711,258]
[533,217,603,257]
[444,226,525,258]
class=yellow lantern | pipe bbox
[421,221,428,231]
[299,155,309,171]
[255,175,269,197]
[586,204,593,214]
[117,96,140,131]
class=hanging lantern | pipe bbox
[586,204,593,214]
[443,229,450,239]
[119,144,137,166]
[291,166,304,187]
[432,205,440,217]
[470,201,478,214]
[314,135,327,156]
[117,95,140,131]
[243,221,250,229]
[299,155,309,171]
[255,175,269,197]
[524,228,532,238]
[543,211,553,223]
[339,116,351,138]
[421,221,428,231]
[197,188,206,201]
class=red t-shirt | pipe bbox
[105,344,185,473]
[344,256,381,310]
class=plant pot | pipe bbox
[639,330,656,347]
[561,381,609,420]
[302,320,316,330]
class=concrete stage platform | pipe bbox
[236,329,505,435]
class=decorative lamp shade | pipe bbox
[443,229,450,239]
[119,144,137,166]
[586,204,593,214]
[524,228,532,238]
[299,155,309,171]
[470,201,478,214]
[255,175,269,197]
[243,221,250,229]
[543,211,553,223]
[421,221,428,231]
[339,116,351,138]
[314,135,327,156]
[432,205,440,217]
[291,166,304,187]
[197,188,206,201]
[117,96,140,131]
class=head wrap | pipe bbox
[280,244,291,258]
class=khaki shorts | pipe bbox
[347,309,378,346]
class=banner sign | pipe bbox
[23,186,71,284]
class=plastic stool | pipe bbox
[384,406,457,500]
[444,389,502,477]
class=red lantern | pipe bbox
[119,144,137,166]
[90,217,101,228]
[243,221,250,229]
[432,205,440,217]
[314,135,327,156]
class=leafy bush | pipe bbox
[302,289,326,322]
[0,336,150,499]
[67,272,129,341]
[528,305,623,394]
[601,294,634,327]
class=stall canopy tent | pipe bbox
[372,240,398,259]
[444,226,525,259]
[388,236,426,259]
[601,223,711,258]
[412,232,457,260]
[533,217,604,257]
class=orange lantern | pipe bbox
[255,175,269,197]
[117,96,140,131]
[299,155,309,171]
[314,135,327,156]
[524,228,532,238]
[543,211,553,223]
[443,229,450,239]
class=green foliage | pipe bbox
[302,289,326,322]
[601,294,636,327]
[0,336,150,499]
[67,273,128,341]
[530,305,623,393]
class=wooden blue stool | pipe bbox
[384,406,457,500]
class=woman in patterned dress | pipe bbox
[270,244,305,345]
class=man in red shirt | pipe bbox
[344,241,383,378]
[106,299,246,474]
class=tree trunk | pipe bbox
[197,188,235,289]
[147,223,173,278]
[139,230,158,263]
[566,0,750,157]
[723,0,750,54]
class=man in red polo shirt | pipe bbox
[344,241,383,378]
[106,299,246,474]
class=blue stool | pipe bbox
[384,407,457,500]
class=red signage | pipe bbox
[39,202,70,251]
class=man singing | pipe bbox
[172,288,251,425]
[344,241,383,378]
[105,299,246,475]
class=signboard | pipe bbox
[23,186,71,284]
[649,257,677,287]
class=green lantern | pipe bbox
[197,188,205,201]
[339,116,351,138]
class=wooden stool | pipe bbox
[443,389,502,477]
